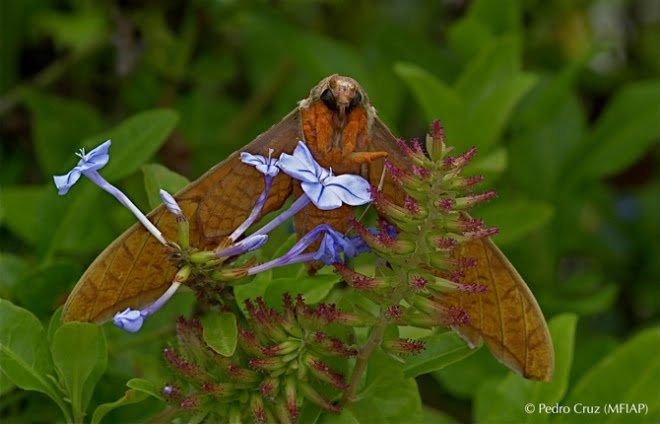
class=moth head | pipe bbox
[302,74,368,116]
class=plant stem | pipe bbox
[341,282,408,405]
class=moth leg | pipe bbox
[349,151,388,164]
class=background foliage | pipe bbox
[1,0,659,423]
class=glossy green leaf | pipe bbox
[432,346,508,399]
[581,80,660,179]
[349,349,423,424]
[51,323,107,417]
[423,407,460,424]
[555,326,660,424]
[80,109,179,181]
[91,389,149,424]
[126,378,164,401]
[23,91,103,176]
[477,199,554,246]
[142,164,190,209]
[403,331,480,379]
[0,299,66,415]
[474,313,578,424]
[201,312,237,357]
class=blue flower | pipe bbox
[241,149,280,177]
[53,140,111,195]
[53,140,167,244]
[112,269,187,333]
[230,150,281,241]
[113,308,145,333]
[159,189,183,216]
[248,224,362,274]
[278,141,372,210]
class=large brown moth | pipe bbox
[62,75,554,381]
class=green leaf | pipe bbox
[455,37,536,151]
[403,331,480,378]
[349,349,423,424]
[126,378,164,401]
[0,252,29,299]
[91,389,149,424]
[14,261,81,319]
[22,91,104,176]
[142,164,190,209]
[81,109,179,181]
[320,408,361,424]
[51,323,107,419]
[47,306,64,344]
[432,347,508,399]
[474,313,578,424]
[264,274,341,310]
[581,80,660,179]
[0,299,66,416]
[555,326,660,424]
[423,407,460,424]
[201,312,237,357]
[477,199,554,246]
[394,63,467,148]
[467,0,521,36]
[0,185,49,246]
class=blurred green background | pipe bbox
[1,0,659,422]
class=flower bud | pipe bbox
[226,364,260,384]
[333,263,389,291]
[262,340,302,357]
[383,338,426,356]
[453,191,497,210]
[304,354,348,390]
[426,120,447,161]
[284,377,298,420]
[189,250,216,264]
[299,382,340,413]
[202,382,235,398]
[397,138,428,166]
[250,395,267,424]
[249,357,286,372]
[274,398,293,424]
[260,377,280,399]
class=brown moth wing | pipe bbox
[367,116,411,205]
[62,110,302,324]
[197,110,301,239]
[367,115,554,381]
[449,238,554,381]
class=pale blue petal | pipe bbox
[113,308,145,333]
[278,141,323,183]
[53,168,82,195]
[323,174,372,206]
[302,181,342,210]
[78,140,111,171]
[242,152,280,177]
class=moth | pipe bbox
[62,75,554,381]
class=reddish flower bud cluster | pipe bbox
[359,119,500,334]
[161,292,368,421]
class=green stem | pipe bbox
[341,282,408,405]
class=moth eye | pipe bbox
[321,88,338,111]
[348,91,362,110]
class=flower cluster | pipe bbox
[336,121,493,332]
[161,294,368,423]
[54,140,372,332]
